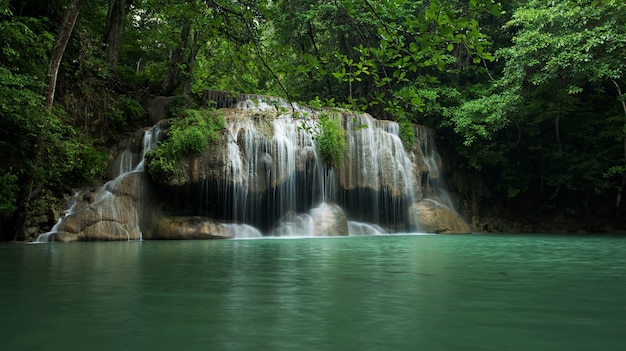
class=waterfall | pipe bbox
[193,98,465,236]
[206,111,324,231]
[36,94,470,242]
[419,129,455,210]
[34,125,161,243]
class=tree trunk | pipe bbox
[8,173,40,241]
[548,114,561,201]
[160,23,191,96]
[612,79,626,214]
[103,0,126,68]
[45,0,86,113]
[182,30,201,96]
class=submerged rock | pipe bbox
[271,203,349,236]
[408,200,471,234]
[146,216,234,240]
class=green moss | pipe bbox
[146,109,225,182]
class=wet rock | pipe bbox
[271,211,312,236]
[81,221,140,241]
[53,231,79,242]
[408,200,471,234]
[146,216,234,239]
[311,203,348,236]
[271,203,349,236]
[51,221,140,242]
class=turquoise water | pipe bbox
[1,234,625,351]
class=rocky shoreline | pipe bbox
[20,201,626,243]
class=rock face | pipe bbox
[39,172,156,242]
[408,200,471,234]
[50,188,141,242]
[155,109,429,199]
[145,216,234,240]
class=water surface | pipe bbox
[1,234,625,350]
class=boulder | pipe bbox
[145,216,234,240]
[408,200,471,234]
[271,211,313,236]
[310,203,349,236]
[271,203,349,236]
[52,221,140,242]
[51,186,142,241]
[57,194,136,232]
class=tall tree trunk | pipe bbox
[160,23,191,96]
[548,113,561,201]
[612,79,626,214]
[45,0,86,113]
[8,174,42,241]
[103,0,126,68]
[182,30,201,96]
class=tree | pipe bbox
[501,0,626,209]
[103,0,126,68]
[1,7,110,241]
[270,0,501,124]
[45,0,86,112]
[446,0,626,213]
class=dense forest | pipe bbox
[1,0,625,241]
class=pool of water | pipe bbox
[1,234,625,350]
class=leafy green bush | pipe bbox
[166,96,190,118]
[316,112,347,169]
[398,119,415,150]
[0,172,18,212]
[146,109,225,182]
[62,137,107,182]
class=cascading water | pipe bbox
[36,94,470,242]
[187,97,467,236]
[419,127,455,210]
[34,125,161,243]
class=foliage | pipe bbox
[166,96,190,119]
[315,112,347,169]
[4,0,626,236]
[445,91,518,150]
[146,109,225,181]
[269,0,501,118]
[0,173,18,212]
[500,0,626,88]
[398,118,415,150]
[442,0,626,205]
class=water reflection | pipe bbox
[1,235,626,351]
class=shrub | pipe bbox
[398,119,415,150]
[316,112,347,169]
[146,109,224,182]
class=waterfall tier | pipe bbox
[152,101,469,236]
